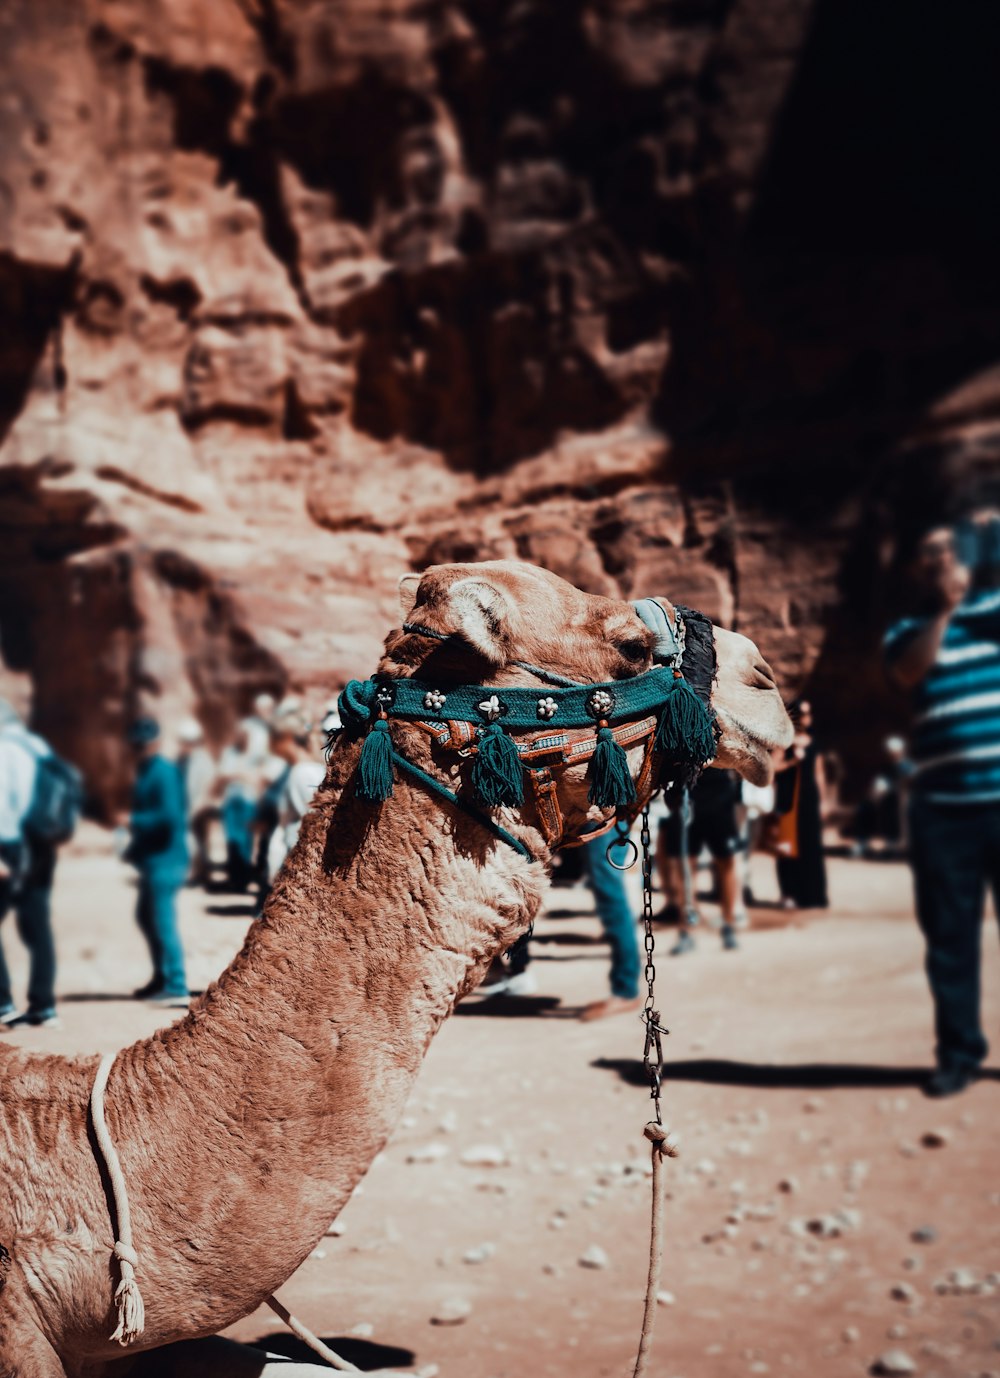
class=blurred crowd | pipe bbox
[0,693,338,1028]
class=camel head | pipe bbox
[368,561,792,845]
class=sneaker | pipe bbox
[669,930,696,957]
[148,991,190,1010]
[731,908,750,931]
[923,1065,977,1098]
[503,971,538,996]
[133,978,164,1000]
[2,1008,62,1029]
[0,1003,18,1027]
[720,924,740,951]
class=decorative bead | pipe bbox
[586,688,615,719]
[536,696,558,720]
[423,689,447,711]
[477,694,507,722]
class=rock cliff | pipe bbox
[2,0,999,808]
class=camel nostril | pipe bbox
[752,661,777,691]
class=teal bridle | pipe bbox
[335,602,718,860]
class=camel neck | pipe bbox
[109,759,546,1341]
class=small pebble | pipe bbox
[462,1242,497,1264]
[350,1322,374,1337]
[459,1145,508,1167]
[890,1282,916,1303]
[407,1143,450,1164]
[946,1266,978,1293]
[656,1291,675,1306]
[919,1128,950,1149]
[803,1097,824,1113]
[778,1177,798,1194]
[910,1225,937,1244]
[579,1244,609,1270]
[325,1220,346,1237]
[886,1324,907,1341]
[430,1297,472,1326]
[843,1326,861,1343]
[870,1349,916,1375]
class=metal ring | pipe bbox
[606,836,638,870]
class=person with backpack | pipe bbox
[0,699,81,1030]
[125,716,190,1008]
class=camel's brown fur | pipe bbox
[0,562,792,1377]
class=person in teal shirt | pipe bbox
[126,717,189,1007]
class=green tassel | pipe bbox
[472,723,524,808]
[588,726,637,808]
[655,676,717,765]
[356,718,395,801]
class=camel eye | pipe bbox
[617,638,648,663]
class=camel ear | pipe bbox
[398,573,422,619]
[445,578,512,665]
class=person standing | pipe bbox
[263,703,325,887]
[176,717,216,886]
[885,511,1000,1097]
[772,700,829,911]
[126,717,190,1008]
[577,833,642,1020]
[0,701,63,1030]
[658,769,746,953]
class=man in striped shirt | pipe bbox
[884,511,1000,1097]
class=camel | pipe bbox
[0,561,793,1378]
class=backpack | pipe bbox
[24,749,84,846]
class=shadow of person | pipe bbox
[590,1056,1000,1090]
[454,994,565,1019]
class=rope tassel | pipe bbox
[471,723,524,807]
[588,726,637,808]
[655,676,716,766]
[356,718,395,801]
[110,1243,145,1345]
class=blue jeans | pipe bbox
[909,797,1000,1070]
[136,871,188,997]
[582,835,641,999]
[0,842,57,1014]
[222,790,256,883]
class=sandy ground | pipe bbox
[2,825,998,1378]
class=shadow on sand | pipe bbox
[250,1335,415,1371]
[455,994,569,1019]
[593,1056,1000,1091]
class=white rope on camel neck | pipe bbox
[89,1052,359,1370]
[90,1054,145,1345]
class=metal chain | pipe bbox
[639,805,667,1126]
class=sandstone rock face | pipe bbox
[2,0,999,807]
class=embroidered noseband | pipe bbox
[336,601,717,855]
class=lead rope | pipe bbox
[632,807,679,1378]
[89,1053,358,1371]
